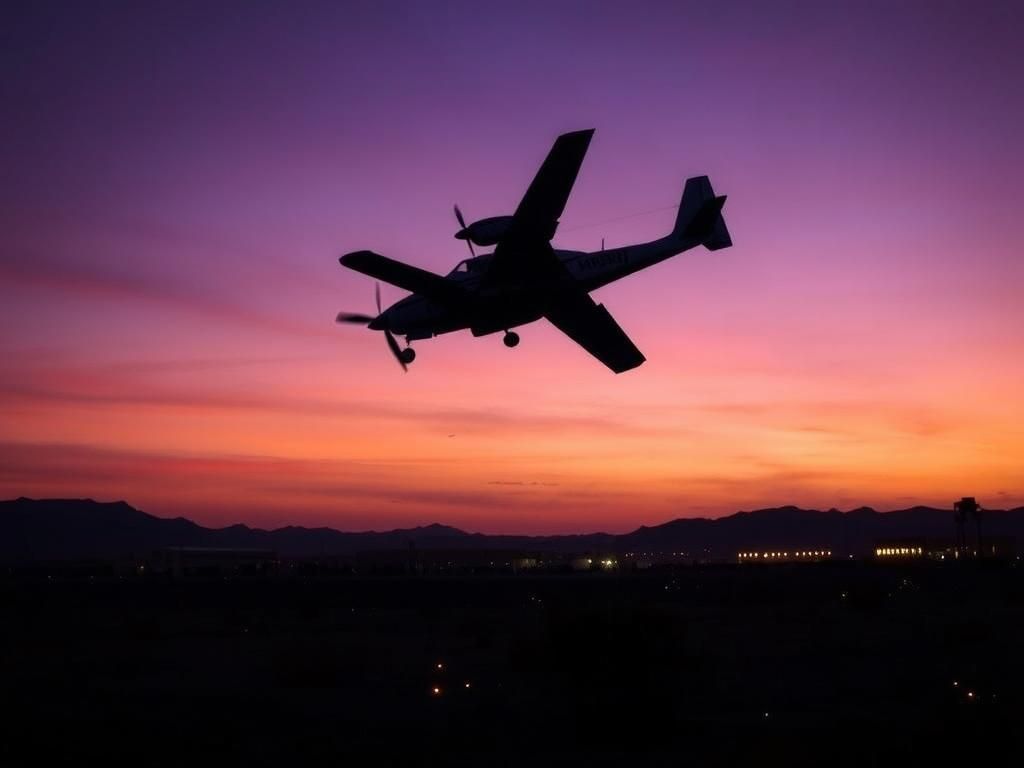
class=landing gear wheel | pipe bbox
[503,331,520,348]
[400,347,416,364]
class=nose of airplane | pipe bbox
[368,313,386,331]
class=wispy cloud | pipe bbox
[0,254,337,340]
[0,372,674,438]
[486,480,561,487]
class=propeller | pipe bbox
[453,204,476,258]
[383,326,407,372]
[334,282,408,372]
[335,312,375,324]
[376,283,410,372]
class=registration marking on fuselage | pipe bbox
[574,251,627,273]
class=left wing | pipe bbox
[545,286,645,374]
[485,129,594,285]
[507,128,594,242]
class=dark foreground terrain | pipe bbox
[3,562,1022,765]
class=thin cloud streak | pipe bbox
[0,256,339,341]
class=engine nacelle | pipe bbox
[455,215,513,246]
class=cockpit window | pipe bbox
[449,256,490,276]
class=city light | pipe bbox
[738,549,833,562]
[875,546,924,558]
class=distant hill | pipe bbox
[2,497,1022,562]
[618,504,1024,557]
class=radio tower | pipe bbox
[953,497,982,559]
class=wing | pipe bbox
[507,128,594,241]
[485,129,595,285]
[545,286,646,374]
[340,251,467,305]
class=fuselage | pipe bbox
[378,232,701,341]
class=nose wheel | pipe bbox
[400,347,416,364]
[503,331,520,348]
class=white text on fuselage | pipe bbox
[574,251,627,273]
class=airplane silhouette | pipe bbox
[337,129,731,373]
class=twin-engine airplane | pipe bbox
[336,129,731,373]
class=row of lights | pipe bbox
[738,550,832,559]
[876,547,923,557]
[624,552,689,558]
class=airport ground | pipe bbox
[2,562,1021,765]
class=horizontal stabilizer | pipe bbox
[704,208,732,250]
[683,195,727,240]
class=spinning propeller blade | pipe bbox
[384,329,407,372]
[335,312,375,324]
[336,282,407,371]
[453,204,475,257]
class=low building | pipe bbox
[512,557,538,573]
[874,539,937,560]
[874,536,1015,561]
[569,556,618,571]
[737,549,832,563]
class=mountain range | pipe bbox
[2,497,1022,562]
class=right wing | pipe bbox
[339,251,466,305]
[545,286,646,374]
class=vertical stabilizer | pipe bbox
[673,176,732,250]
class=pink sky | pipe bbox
[2,2,1023,532]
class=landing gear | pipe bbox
[503,331,520,348]
[400,347,416,364]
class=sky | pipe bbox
[2,1,1023,533]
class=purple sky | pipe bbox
[2,1,1023,532]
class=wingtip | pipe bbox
[339,250,373,267]
[613,355,646,374]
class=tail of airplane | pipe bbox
[672,176,732,251]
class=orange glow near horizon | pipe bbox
[2,320,1022,533]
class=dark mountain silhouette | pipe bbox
[615,503,1024,556]
[2,497,1022,562]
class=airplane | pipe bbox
[336,129,731,373]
